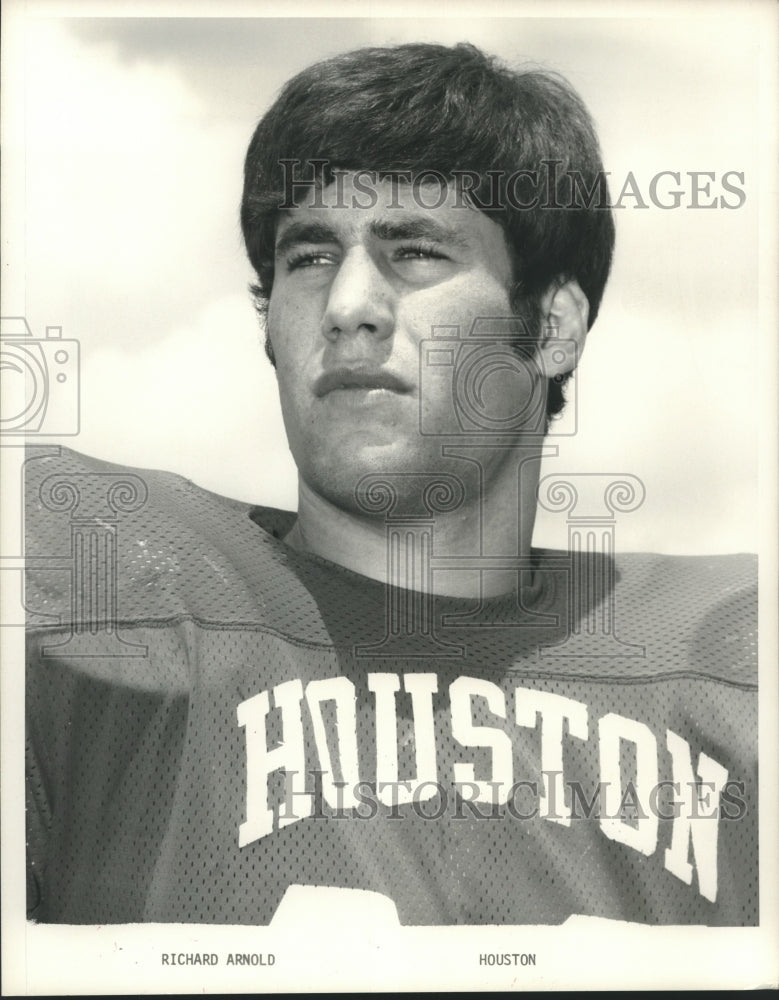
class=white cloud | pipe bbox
[24,20,249,349]
[75,294,299,510]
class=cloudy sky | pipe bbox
[13,9,767,552]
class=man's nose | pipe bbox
[321,248,395,343]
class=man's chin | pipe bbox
[299,444,446,511]
[303,447,409,484]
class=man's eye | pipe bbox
[285,251,337,271]
[394,242,448,261]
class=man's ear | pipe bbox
[535,278,589,377]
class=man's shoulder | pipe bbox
[527,547,757,687]
[24,445,259,560]
[533,546,757,608]
[613,550,756,685]
[612,550,757,628]
[24,446,296,631]
[24,444,252,516]
[611,549,757,600]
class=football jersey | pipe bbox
[24,447,758,925]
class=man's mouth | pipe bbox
[314,368,413,398]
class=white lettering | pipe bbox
[237,680,311,846]
[598,712,659,855]
[368,673,439,806]
[450,676,513,805]
[306,677,360,810]
[515,688,588,826]
[664,729,728,901]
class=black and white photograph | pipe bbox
[1,0,777,993]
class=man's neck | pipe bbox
[284,458,543,598]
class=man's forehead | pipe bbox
[274,172,500,248]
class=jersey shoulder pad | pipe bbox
[24,446,296,631]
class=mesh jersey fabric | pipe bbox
[24,447,758,926]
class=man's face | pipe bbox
[267,173,525,513]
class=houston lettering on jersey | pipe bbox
[237,673,742,904]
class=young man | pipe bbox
[25,43,757,926]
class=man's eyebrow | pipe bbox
[369,217,472,248]
[274,221,340,257]
[273,215,473,257]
